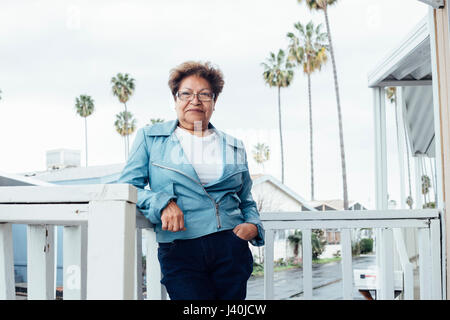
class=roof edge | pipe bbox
[367,15,429,88]
[252,174,317,211]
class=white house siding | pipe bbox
[250,181,303,263]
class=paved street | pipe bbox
[246,254,376,300]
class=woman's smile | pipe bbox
[186,108,204,113]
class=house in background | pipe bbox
[309,200,367,212]
[0,171,54,188]
[249,174,317,262]
[22,148,123,185]
[23,163,125,185]
[308,200,369,245]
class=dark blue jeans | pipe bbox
[157,229,254,300]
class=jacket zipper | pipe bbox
[151,162,222,229]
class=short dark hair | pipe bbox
[168,61,224,101]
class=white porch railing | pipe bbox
[0,184,166,300]
[261,210,443,300]
[0,185,444,300]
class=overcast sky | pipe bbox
[0,0,429,207]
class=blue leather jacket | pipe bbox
[117,120,265,246]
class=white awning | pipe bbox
[368,16,435,157]
[368,17,431,88]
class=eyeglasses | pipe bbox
[176,91,215,102]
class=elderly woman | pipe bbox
[118,61,264,300]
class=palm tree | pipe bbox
[288,229,326,260]
[115,111,137,160]
[75,94,95,167]
[297,0,349,209]
[252,142,270,173]
[422,175,431,206]
[147,118,165,125]
[261,49,294,184]
[386,87,396,104]
[288,230,302,257]
[111,73,135,159]
[287,21,328,201]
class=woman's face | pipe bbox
[174,75,215,132]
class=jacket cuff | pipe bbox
[148,193,177,224]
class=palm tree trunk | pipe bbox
[323,6,348,210]
[124,136,127,161]
[124,102,129,159]
[84,117,88,167]
[308,73,314,201]
[278,86,285,184]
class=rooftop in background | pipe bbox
[0,170,54,187]
[308,199,368,211]
[20,163,125,184]
[17,164,290,188]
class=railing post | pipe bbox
[393,228,414,300]
[341,229,353,300]
[379,228,394,300]
[86,200,136,299]
[302,229,313,299]
[430,219,443,299]
[264,229,274,300]
[418,226,432,299]
[143,228,166,300]
[27,225,55,300]
[63,224,87,300]
[0,223,15,300]
[134,228,143,300]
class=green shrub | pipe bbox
[360,238,374,254]
[275,258,287,267]
[288,229,326,260]
[351,241,361,256]
[253,260,264,273]
[423,202,435,208]
[286,256,301,266]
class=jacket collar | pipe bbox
[146,119,244,149]
[147,119,247,189]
